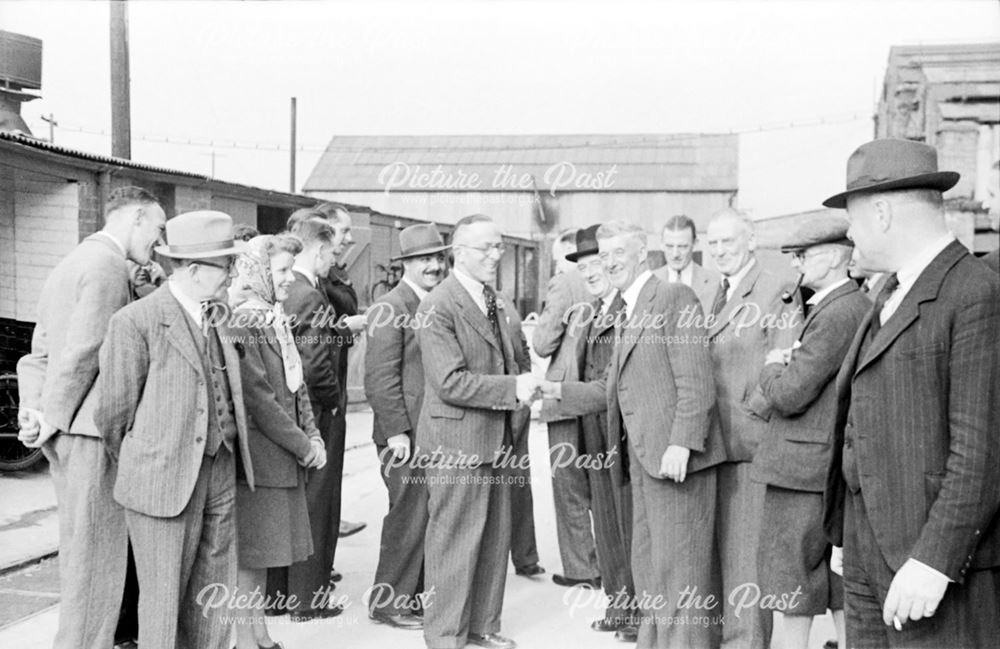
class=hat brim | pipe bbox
[154,240,249,259]
[822,171,959,209]
[780,238,853,254]
[390,244,452,262]
[565,247,599,262]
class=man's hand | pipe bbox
[659,445,690,482]
[515,374,541,405]
[882,559,949,629]
[17,409,40,445]
[830,546,844,577]
[538,380,562,400]
[299,445,318,468]
[386,433,411,463]
[300,438,327,470]
[342,314,368,334]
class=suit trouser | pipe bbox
[371,443,429,615]
[547,419,599,579]
[843,490,1000,648]
[125,447,236,649]
[282,404,339,612]
[424,462,512,649]
[716,461,771,649]
[588,465,636,621]
[42,433,128,649]
[510,415,539,569]
[630,444,718,649]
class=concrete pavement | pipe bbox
[0,407,838,648]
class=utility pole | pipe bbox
[110,0,132,159]
[290,96,297,192]
[41,113,57,143]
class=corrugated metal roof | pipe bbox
[303,133,739,193]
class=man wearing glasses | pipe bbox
[95,211,259,649]
[417,214,541,649]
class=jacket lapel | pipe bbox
[802,281,858,333]
[855,241,966,376]
[619,276,657,370]
[449,276,502,353]
[160,288,205,374]
[708,261,761,338]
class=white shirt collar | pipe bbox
[598,288,619,315]
[668,262,694,286]
[896,234,955,295]
[168,279,205,326]
[807,277,852,306]
[95,231,127,258]
[452,266,488,315]
[621,270,652,319]
[402,276,429,301]
[722,257,756,300]
[293,265,318,288]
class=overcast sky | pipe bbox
[2,0,998,218]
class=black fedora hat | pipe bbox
[391,223,451,261]
[565,224,601,262]
[823,138,959,209]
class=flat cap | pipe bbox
[780,218,853,253]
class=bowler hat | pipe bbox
[823,139,959,208]
[391,223,450,261]
[154,210,248,259]
[565,225,601,262]
[780,218,853,253]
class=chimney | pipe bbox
[0,30,43,136]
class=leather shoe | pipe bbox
[369,610,424,630]
[467,633,517,649]
[514,563,545,577]
[551,573,601,588]
[591,617,630,632]
[290,604,344,621]
[330,568,343,583]
[339,520,367,537]
[614,626,638,642]
[824,642,839,649]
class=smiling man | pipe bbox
[554,220,726,648]
[652,214,719,314]
[365,223,450,631]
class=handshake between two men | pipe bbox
[512,374,691,483]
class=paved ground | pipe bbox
[0,408,837,648]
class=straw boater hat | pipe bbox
[390,223,451,261]
[154,210,248,259]
[823,138,960,209]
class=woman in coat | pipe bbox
[228,234,326,649]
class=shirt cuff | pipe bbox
[909,558,953,584]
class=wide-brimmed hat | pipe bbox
[565,224,601,262]
[154,210,248,259]
[780,218,853,253]
[391,223,450,261]
[823,139,959,209]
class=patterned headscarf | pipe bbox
[231,235,303,393]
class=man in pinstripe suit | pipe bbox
[416,214,541,649]
[823,139,1000,648]
[95,211,259,649]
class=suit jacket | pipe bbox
[17,234,131,437]
[415,274,520,463]
[365,281,425,446]
[708,259,803,462]
[94,285,255,518]
[319,268,358,410]
[231,317,320,488]
[561,275,726,479]
[652,261,720,316]
[505,302,533,441]
[749,281,869,492]
[532,269,590,422]
[823,241,1000,581]
[284,271,341,411]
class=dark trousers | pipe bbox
[423,462,512,649]
[126,448,236,649]
[547,419,599,579]
[588,465,636,621]
[370,443,429,615]
[278,404,340,613]
[630,443,719,649]
[510,413,539,569]
[843,491,1000,648]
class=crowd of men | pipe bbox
[15,137,1000,649]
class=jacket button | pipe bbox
[844,438,853,448]
[195,437,204,443]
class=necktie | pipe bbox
[483,285,500,335]
[868,273,899,339]
[710,278,730,318]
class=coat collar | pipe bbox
[708,260,763,337]
[618,274,659,370]
[802,280,859,332]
